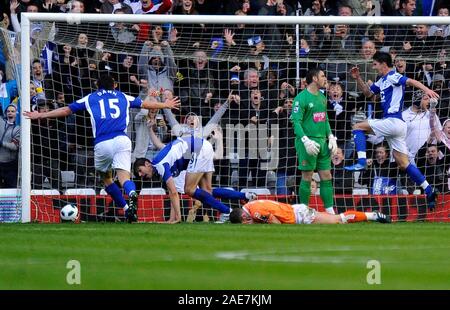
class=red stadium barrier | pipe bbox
[31,194,450,223]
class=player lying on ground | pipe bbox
[24,75,180,223]
[229,200,391,224]
[134,135,256,223]
[345,51,439,209]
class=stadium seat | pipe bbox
[230,170,239,188]
[64,188,96,195]
[31,189,60,195]
[228,152,239,164]
[139,188,166,195]
[240,188,271,195]
[0,188,20,196]
[61,171,75,188]
[413,189,421,195]
[266,170,276,193]
[352,188,369,195]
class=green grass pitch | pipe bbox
[0,223,449,289]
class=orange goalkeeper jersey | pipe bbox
[243,200,296,224]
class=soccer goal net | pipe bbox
[10,13,450,223]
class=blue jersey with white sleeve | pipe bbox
[151,136,204,182]
[369,70,409,120]
[69,89,142,145]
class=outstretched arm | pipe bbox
[406,79,440,99]
[141,96,181,110]
[23,106,72,120]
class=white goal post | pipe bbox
[20,13,450,222]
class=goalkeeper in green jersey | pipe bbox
[290,68,338,214]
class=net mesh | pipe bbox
[5,17,450,222]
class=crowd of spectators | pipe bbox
[0,0,450,199]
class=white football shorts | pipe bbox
[368,118,408,155]
[94,135,132,173]
[292,204,317,224]
[186,140,215,174]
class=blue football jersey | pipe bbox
[151,136,204,182]
[370,70,409,120]
[69,89,142,145]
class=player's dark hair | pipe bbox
[372,51,393,67]
[229,208,243,224]
[305,68,322,85]
[133,158,150,178]
[96,74,115,90]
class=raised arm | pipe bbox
[161,41,178,81]
[429,102,441,142]
[429,101,450,149]
[23,106,72,120]
[162,108,179,128]
[147,120,166,150]
[210,127,223,160]
[350,67,374,98]
[207,100,229,126]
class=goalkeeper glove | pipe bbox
[328,134,338,156]
[301,136,320,156]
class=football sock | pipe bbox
[405,164,433,196]
[365,212,377,221]
[212,188,245,200]
[353,130,367,166]
[320,180,334,210]
[325,207,336,215]
[193,188,231,214]
[340,211,368,223]
[299,180,311,205]
[105,183,127,209]
[123,180,136,196]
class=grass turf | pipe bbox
[0,222,449,289]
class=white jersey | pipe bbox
[402,107,442,163]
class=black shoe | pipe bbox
[126,192,138,223]
[375,212,391,223]
[426,190,438,211]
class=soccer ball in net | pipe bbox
[60,204,79,222]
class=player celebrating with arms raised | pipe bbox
[345,51,440,209]
[24,75,180,223]
[290,68,338,215]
